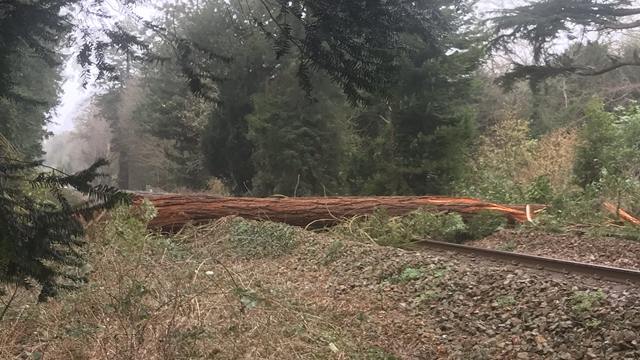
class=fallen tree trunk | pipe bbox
[132,194,536,232]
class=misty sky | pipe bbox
[46,1,159,135]
[47,60,91,134]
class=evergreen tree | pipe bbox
[574,96,617,188]
[489,0,640,88]
[0,46,62,160]
[347,33,483,195]
[133,69,212,189]
[0,137,131,302]
[196,0,280,193]
[247,64,354,196]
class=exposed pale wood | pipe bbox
[131,194,534,232]
[500,204,548,214]
[603,202,640,226]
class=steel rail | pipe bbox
[411,238,640,285]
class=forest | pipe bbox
[4,0,640,358]
[31,0,640,205]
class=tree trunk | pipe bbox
[118,149,130,190]
[132,194,536,232]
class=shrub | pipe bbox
[227,217,298,258]
[457,118,578,203]
[399,268,424,284]
[466,210,507,239]
[325,239,345,265]
[335,206,508,248]
[101,199,157,252]
[574,96,616,188]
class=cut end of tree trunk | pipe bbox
[603,202,640,226]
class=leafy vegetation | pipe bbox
[227,217,299,259]
[497,296,516,309]
[325,239,345,265]
[335,207,508,248]
[571,290,605,314]
[4,0,640,314]
[5,0,640,357]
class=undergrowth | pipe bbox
[0,206,388,359]
[227,217,299,258]
[334,207,507,248]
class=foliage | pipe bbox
[325,239,345,265]
[336,207,507,248]
[574,96,617,188]
[0,145,132,301]
[399,268,425,284]
[100,199,157,252]
[488,0,640,88]
[496,241,518,252]
[133,71,213,189]
[497,296,515,309]
[247,65,354,196]
[458,118,579,204]
[1,210,386,358]
[345,34,482,196]
[227,218,299,259]
[458,119,533,203]
[0,48,61,159]
[571,97,640,216]
[195,0,279,193]
[571,290,604,314]
[525,174,554,204]
[259,0,459,106]
[466,210,508,240]
[44,101,116,177]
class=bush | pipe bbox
[574,96,616,188]
[101,199,157,252]
[335,207,507,248]
[466,210,507,239]
[571,290,604,314]
[457,119,578,203]
[325,239,345,265]
[227,217,299,258]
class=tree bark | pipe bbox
[132,194,537,232]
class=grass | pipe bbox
[324,239,345,265]
[0,206,394,360]
[496,241,519,252]
[400,268,424,284]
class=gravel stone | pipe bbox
[266,229,640,359]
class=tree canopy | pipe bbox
[488,0,640,89]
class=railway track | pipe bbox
[411,238,640,285]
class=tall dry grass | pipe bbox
[524,126,580,194]
[467,119,580,201]
[0,212,370,359]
